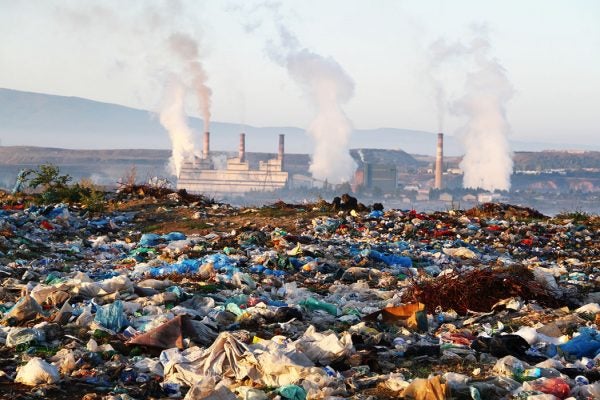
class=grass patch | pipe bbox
[185,221,214,230]
[142,224,161,233]
[256,207,297,218]
[556,210,591,224]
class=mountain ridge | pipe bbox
[1,87,597,156]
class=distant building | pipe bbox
[289,174,317,189]
[439,192,453,202]
[462,194,477,202]
[416,188,430,201]
[477,193,502,203]
[354,163,397,193]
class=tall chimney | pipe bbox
[239,133,246,163]
[434,133,443,189]
[203,131,210,159]
[278,134,285,169]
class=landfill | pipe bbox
[1,187,600,400]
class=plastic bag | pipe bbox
[522,377,570,399]
[276,385,307,400]
[50,348,77,374]
[94,300,128,332]
[6,327,45,348]
[401,375,448,400]
[364,249,412,267]
[184,378,236,400]
[559,328,600,358]
[139,233,161,247]
[15,357,60,386]
[163,232,187,242]
[2,295,43,325]
[294,325,353,365]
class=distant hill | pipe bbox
[1,88,598,156]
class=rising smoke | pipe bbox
[248,2,356,184]
[272,28,356,184]
[159,77,195,176]
[167,33,213,134]
[160,32,213,176]
[53,3,211,177]
[430,30,513,191]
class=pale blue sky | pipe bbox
[0,0,598,145]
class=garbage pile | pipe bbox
[0,194,599,399]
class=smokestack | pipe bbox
[203,131,210,159]
[239,133,246,163]
[435,133,443,189]
[278,134,285,169]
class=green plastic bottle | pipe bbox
[300,297,338,316]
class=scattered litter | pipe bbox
[0,193,598,399]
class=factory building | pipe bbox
[354,163,397,193]
[177,133,288,195]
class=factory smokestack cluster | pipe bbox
[435,133,444,189]
[239,133,246,163]
[203,131,210,160]
[278,134,285,169]
[177,132,289,195]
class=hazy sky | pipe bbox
[1,0,599,145]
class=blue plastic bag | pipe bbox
[162,232,186,241]
[559,328,600,358]
[94,300,128,332]
[48,205,68,219]
[364,249,412,267]
[139,233,161,247]
[249,265,266,273]
[149,259,202,276]
[368,210,384,218]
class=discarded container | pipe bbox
[299,297,338,316]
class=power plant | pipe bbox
[176,129,446,196]
[176,134,288,195]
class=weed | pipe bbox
[142,224,161,233]
[556,209,590,224]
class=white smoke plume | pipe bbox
[428,39,467,133]
[269,25,356,184]
[52,3,210,177]
[159,76,195,177]
[430,30,513,191]
[167,33,213,133]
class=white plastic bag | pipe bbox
[15,357,60,385]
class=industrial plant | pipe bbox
[176,133,288,195]
[175,130,448,198]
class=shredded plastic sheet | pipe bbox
[293,325,353,365]
[1,295,43,325]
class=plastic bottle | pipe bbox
[299,297,338,316]
[515,367,542,382]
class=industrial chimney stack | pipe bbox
[434,133,443,189]
[203,131,210,160]
[278,134,285,170]
[239,133,246,163]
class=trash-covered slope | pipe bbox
[0,191,599,399]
